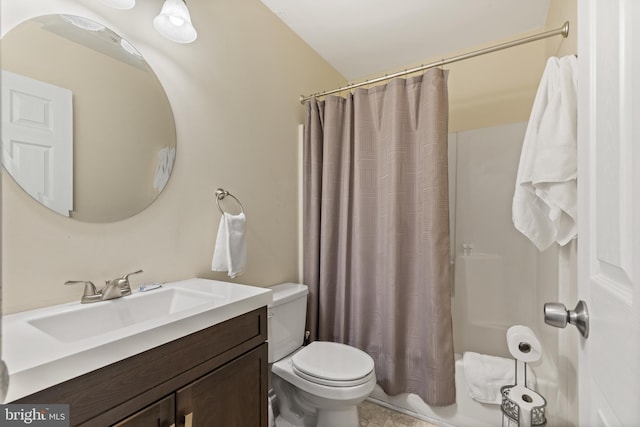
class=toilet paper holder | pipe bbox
[501,383,547,427]
[543,300,589,338]
[502,326,546,426]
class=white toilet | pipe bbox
[268,283,376,427]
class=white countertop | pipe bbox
[2,278,272,403]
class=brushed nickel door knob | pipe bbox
[544,300,589,338]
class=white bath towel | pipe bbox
[211,212,247,278]
[512,55,578,251]
[462,352,536,405]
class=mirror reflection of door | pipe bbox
[1,70,73,217]
[1,14,177,223]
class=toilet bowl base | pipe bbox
[317,406,359,427]
[273,374,365,427]
[275,406,359,427]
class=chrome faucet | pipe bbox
[65,269,143,303]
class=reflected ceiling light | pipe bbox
[120,38,142,57]
[153,0,197,44]
[62,15,106,31]
[98,0,135,10]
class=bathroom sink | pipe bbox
[2,278,272,402]
[27,287,223,343]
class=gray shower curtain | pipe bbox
[303,69,455,406]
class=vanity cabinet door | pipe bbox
[112,395,175,427]
[176,343,268,427]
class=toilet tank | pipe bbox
[267,283,308,363]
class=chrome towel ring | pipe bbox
[215,188,245,215]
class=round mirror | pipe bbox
[1,14,176,223]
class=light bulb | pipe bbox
[169,16,186,26]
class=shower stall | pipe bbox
[367,122,567,426]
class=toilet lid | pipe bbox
[291,341,375,387]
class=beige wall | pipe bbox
[448,0,576,132]
[1,0,345,314]
[546,0,578,58]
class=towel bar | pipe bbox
[215,188,245,215]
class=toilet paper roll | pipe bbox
[503,384,546,427]
[506,325,541,363]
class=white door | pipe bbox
[1,70,73,216]
[577,0,640,425]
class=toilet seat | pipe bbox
[291,341,375,387]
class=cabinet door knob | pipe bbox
[184,412,193,427]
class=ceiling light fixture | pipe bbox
[153,0,198,44]
[97,0,197,44]
[98,0,135,10]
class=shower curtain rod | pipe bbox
[299,21,570,104]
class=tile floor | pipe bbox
[358,400,440,427]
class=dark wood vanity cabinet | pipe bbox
[17,307,269,427]
[112,395,175,427]
[113,345,265,427]
[175,345,265,426]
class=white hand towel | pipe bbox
[211,212,247,278]
[462,352,536,405]
[512,55,578,251]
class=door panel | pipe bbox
[1,70,73,216]
[578,0,640,424]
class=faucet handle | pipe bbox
[102,279,125,300]
[122,269,143,281]
[118,269,143,296]
[65,280,101,303]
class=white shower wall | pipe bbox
[450,121,564,424]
